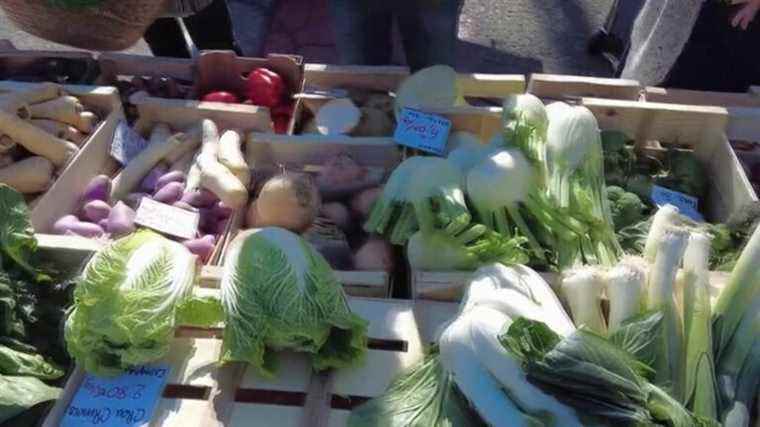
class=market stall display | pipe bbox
[0,42,99,84]
[527,73,642,101]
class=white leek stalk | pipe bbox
[561,267,607,335]
[643,204,683,262]
[605,258,646,332]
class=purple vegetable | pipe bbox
[97,218,109,230]
[183,234,216,263]
[180,189,218,208]
[82,200,111,222]
[125,192,150,210]
[198,207,215,232]
[153,182,184,204]
[173,201,198,212]
[53,215,105,238]
[211,201,233,220]
[140,164,168,193]
[82,175,112,203]
[107,201,136,237]
[155,171,186,190]
[213,218,229,234]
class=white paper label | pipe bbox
[110,120,150,166]
[651,185,703,221]
[134,197,199,240]
[61,364,170,427]
[393,108,451,155]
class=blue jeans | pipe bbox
[226,0,279,56]
[329,0,463,70]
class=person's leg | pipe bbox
[420,0,463,67]
[143,18,190,58]
[184,0,238,52]
[394,0,431,70]
[329,0,393,65]
[226,0,278,56]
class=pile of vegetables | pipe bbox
[51,119,246,263]
[0,185,78,424]
[0,83,99,195]
[219,227,368,376]
[245,151,395,272]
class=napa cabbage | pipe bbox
[220,227,367,377]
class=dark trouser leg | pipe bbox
[184,0,238,52]
[329,0,393,65]
[226,0,279,56]
[144,18,189,58]
[420,0,463,67]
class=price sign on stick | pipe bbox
[651,185,704,222]
[135,197,199,240]
[110,120,150,166]
[61,364,171,427]
[393,108,452,155]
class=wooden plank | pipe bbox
[643,86,760,108]
[457,73,525,98]
[98,52,195,83]
[529,73,641,101]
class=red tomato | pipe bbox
[201,91,239,103]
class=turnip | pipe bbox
[82,200,111,223]
[352,107,394,137]
[316,153,365,188]
[181,189,218,208]
[106,201,136,237]
[82,175,112,203]
[350,187,381,218]
[153,181,185,204]
[140,163,168,193]
[154,170,186,190]
[256,172,321,232]
[315,98,361,135]
[320,202,351,232]
[183,235,216,263]
[354,238,394,272]
[53,215,104,238]
[363,93,394,116]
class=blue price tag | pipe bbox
[61,364,171,427]
[110,120,150,166]
[651,185,704,222]
[393,108,452,155]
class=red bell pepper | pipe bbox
[201,91,239,103]
[273,114,290,134]
[246,68,285,108]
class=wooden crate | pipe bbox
[31,93,273,265]
[296,64,525,135]
[43,295,427,427]
[642,86,760,143]
[410,99,755,301]
[0,42,99,84]
[224,133,402,298]
[0,80,123,208]
[528,73,642,101]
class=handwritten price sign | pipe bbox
[393,108,452,155]
[62,364,170,427]
[134,197,199,240]
[651,185,704,222]
[110,120,150,166]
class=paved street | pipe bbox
[0,0,615,76]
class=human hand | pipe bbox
[732,0,760,30]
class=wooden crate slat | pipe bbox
[164,338,220,387]
[228,404,304,427]
[98,53,195,82]
[529,73,641,101]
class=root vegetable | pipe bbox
[0,156,53,194]
[140,164,168,193]
[185,161,201,191]
[256,172,320,232]
[124,192,149,210]
[315,154,383,201]
[245,200,260,228]
[165,124,202,164]
[354,238,394,271]
[30,119,86,145]
[183,235,216,262]
[28,96,83,126]
[315,98,361,135]
[169,150,196,174]
[110,128,184,201]
[211,201,232,220]
[75,111,98,133]
[213,218,229,234]
[82,175,112,203]
[351,187,382,218]
[0,110,78,167]
[153,181,185,204]
[98,218,108,230]
[197,120,248,208]
[83,200,111,222]
[173,201,198,212]
[352,107,394,136]
[155,171,186,189]
[53,215,104,238]
[320,203,351,231]
[0,155,12,168]
[181,189,218,208]
[364,94,394,115]
[106,201,136,237]
[217,129,250,186]
[0,83,63,113]
[0,136,15,154]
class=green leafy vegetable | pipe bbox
[0,185,48,281]
[0,345,63,380]
[220,227,367,377]
[65,230,197,376]
[501,318,720,427]
[0,375,60,423]
[607,185,646,230]
[348,352,481,427]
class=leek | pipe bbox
[605,258,647,332]
[560,267,607,334]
